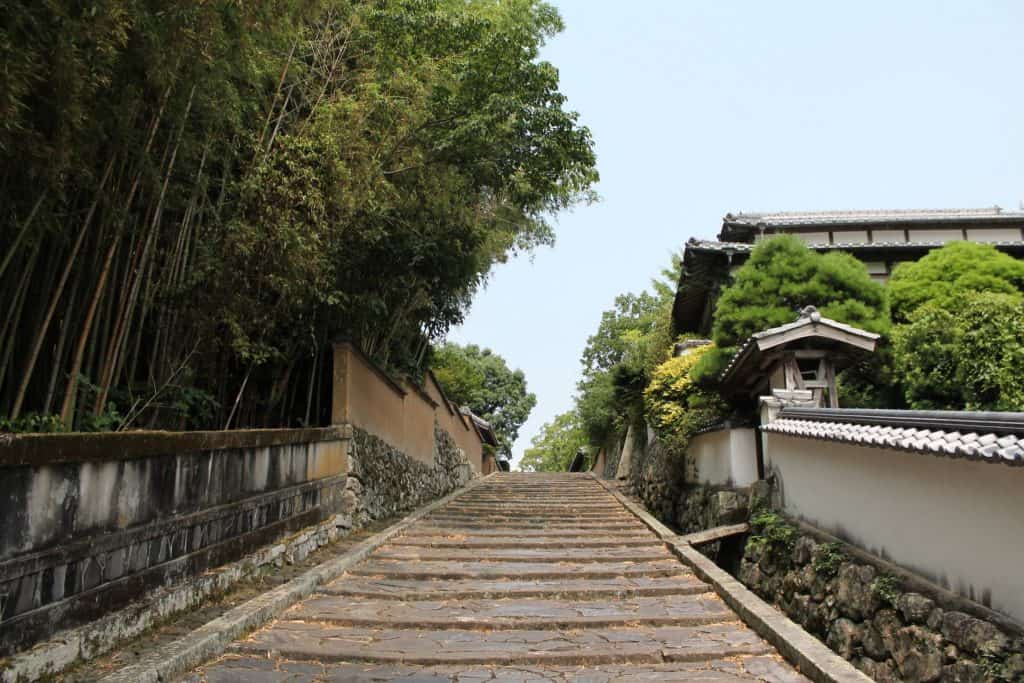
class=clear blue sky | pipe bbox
[450,1,1024,468]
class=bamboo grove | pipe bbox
[0,0,598,431]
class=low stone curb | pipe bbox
[590,474,871,683]
[95,474,491,683]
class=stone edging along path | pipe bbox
[93,474,495,683]
[590,474,871,683]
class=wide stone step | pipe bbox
[408,525,649,538]
[447,498,620,505]
[424,513,636,524]
[389,534,658,549]
[370,545,672,562]
[231,622,772,665]
[441,506,627,516]
[420,518,645,530]
[321,575,711,600]
[286,593,732,630]
[349,559,685,580]
[200,654,808,682]
[437,506,632,515]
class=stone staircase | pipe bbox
[186,473,805,681]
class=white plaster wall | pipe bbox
[764,433,1024,623]
[966,227,1022,242]
[688,428,758,487]
[728,429,759,486]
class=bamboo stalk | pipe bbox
[0,192,47,282]
[9,157,115,419]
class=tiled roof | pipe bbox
[765,410,1024,466]
[724,207,1024,228]
[719,307,879,385]
[687,238,1024,253]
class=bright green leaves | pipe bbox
[892,293,1024,411]
[431,343,537,457]
[888,241,1024,322]
[711,235,889,350]
[520,410,587,472]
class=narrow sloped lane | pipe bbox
[187,473,807,681]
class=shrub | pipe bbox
[892,292,1024,410]
[643,344,726,453]
[888,241,1024,322]
[711,235,888,350]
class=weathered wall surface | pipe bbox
[0,418,475,662]
[332,342,485,474]
[0,428,350,656]
[344,424,473,525]
[740,523,1024,682]
[763,432,1024,624]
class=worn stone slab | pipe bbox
[388,535,659,549]
[680,523,750,547]
[94,475,495,683]
[349,558,685,580]
[370,545,672,562]
[285,593,732,629]
[191,653,809,682]
[320,575,711,600]
[407,526,649,538]
[231,622,774,665]
[170,473,808,683]
[436,509,633,519]
[420,518,646,530]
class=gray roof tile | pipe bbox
[764,418,1024,466]
[725,207,1024,228]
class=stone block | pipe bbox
[826,617,862,660]
[940,660,988,683]
[791,536,816,565]
[855,657,900,683]
[896,592,935,625]
[941,611,1008,656]
[836,562,881,621]
[872,609,902,655]
[892,625,943,682]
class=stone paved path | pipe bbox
[185,474,807,682]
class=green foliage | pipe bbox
[711,235,888,349]
[644,344,726,453]
[574,256,680,444]
[430,343,536,457]
[747,511,798,555]
[892,293,1024,410]
[871,574,902,608]
[812,542,846,579]
[519,410,587,472]
[888,241,1024,322]
[0,0,598,429]
[0,413,67,434]
[576,371,618,445]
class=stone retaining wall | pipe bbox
[343,424,473,526]
[739,518,1024,682]
[0,420,474,659]
[0,427,349,657]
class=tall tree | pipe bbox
[431,343,536,458]
[0,0,598,431]
[520,410,587,472]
